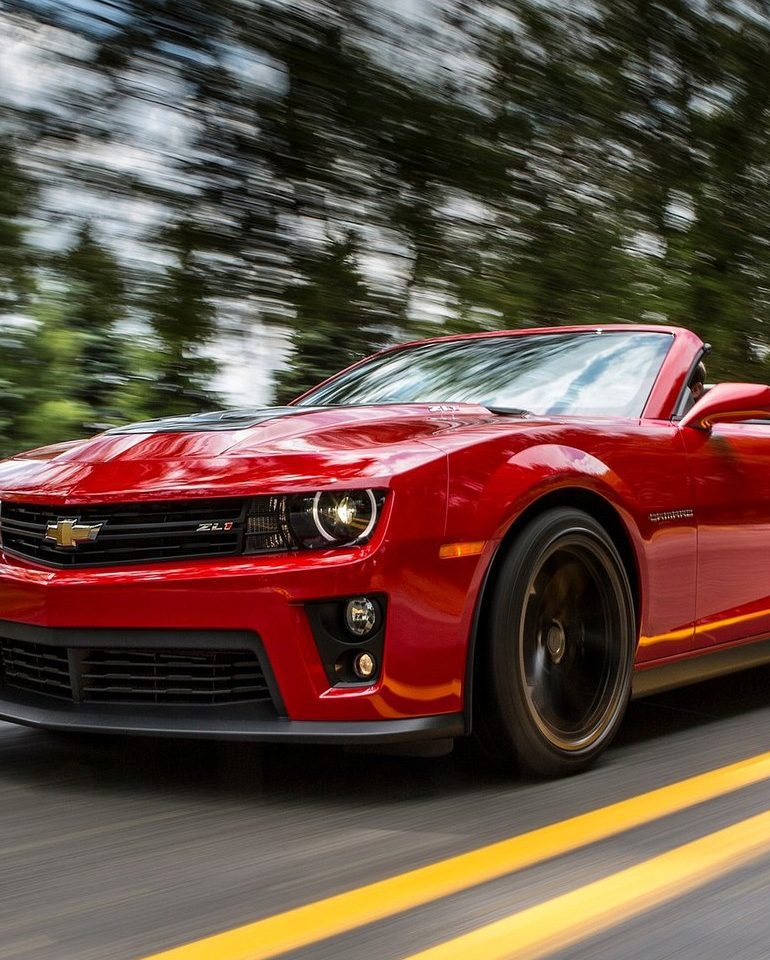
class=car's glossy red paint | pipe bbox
[0,324,766,741]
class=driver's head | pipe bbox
[690,362,707,402]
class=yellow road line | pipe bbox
[139,751,770,960]
[403,808,770,960]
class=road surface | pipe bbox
[0,666,767,960]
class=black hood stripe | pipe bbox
[106,407,329,435]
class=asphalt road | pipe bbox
[0,666,767,960]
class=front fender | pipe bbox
[446,442,640,546]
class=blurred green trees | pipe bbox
[1,0,770,452]
[144,221,219,417]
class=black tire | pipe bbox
[475,507,635,777]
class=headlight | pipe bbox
[288,489,384,548]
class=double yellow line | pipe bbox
[141,751,770,960]
[407,809,770,960]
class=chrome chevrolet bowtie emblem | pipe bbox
[44,519,103,549]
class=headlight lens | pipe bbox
[288,489,383,548]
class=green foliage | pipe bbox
[58,223,131,423]
[0,138,220,453]
[273,236,389,402]
[1,0,770,447]
[16,296,95,448]
[144,221,220,416]
[20,399,93,450]
[0,141,35,314]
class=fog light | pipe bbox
[345,597,378,637]
[353,651,377,680]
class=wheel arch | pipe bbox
[463,486,641,734]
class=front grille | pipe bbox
[0,637,272,706]
[0,497,293,568]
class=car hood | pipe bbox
[0,403,516,503]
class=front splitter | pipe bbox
[0,691,465,744]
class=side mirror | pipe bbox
[680,382,770,431]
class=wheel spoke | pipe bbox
[548,667,585,725]
[549,558,590,615]
[527,643,548,691]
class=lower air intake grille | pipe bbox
[0,640,73,700]
[0,638,272,707]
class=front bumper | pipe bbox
[0,529,486,738]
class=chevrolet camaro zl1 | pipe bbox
[0,325,767,776]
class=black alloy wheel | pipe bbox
[476,507,635,777]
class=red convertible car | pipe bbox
[0,324,768,776]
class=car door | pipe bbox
[682,420,770,648]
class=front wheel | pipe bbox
[476,507,635,777]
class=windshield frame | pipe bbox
[294,327,677,421]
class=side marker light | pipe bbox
[439,541,486,559]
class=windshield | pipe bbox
[297,331,673,418]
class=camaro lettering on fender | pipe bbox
[649,509,695,523]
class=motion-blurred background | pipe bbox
[1,0,769,455]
